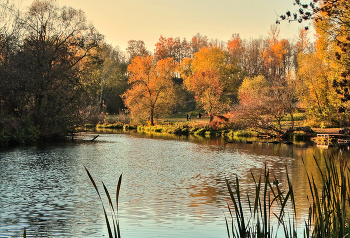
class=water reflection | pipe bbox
[0,133,347,237]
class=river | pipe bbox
[0,132,346,237]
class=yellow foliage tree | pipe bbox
[297,35,343,126]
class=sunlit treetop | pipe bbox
[276,0,350,31]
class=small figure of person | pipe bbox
[186,114,189,121]
[188,114,191,121]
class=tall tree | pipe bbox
[296,23,343,126]
[281,0,350,104]
[154,36,190,63]
[190,33,208,55]
[236,75,297,136]
[185,69,226,120]
[0,0,103,140]
[84,43,128,114]
[240,38,265,77]
[180,46,243,120]
[126,39,150,60]
[122,56,177,126]
[261,25,292,82]
[227,34,244,61]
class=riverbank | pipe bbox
[94,121,316,142]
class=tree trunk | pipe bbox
[209,112,214,122]
[290,112,294,129]
[150,107,154,126]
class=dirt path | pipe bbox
[312,128,341,134]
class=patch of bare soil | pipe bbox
[312,128,341,134]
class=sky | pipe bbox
[21,0,312,52]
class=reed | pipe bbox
[225,165,296,238]
[225,153,350,238]
[303,154,350,237]
[85,167,122,238]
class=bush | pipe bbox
[293,132,309,141]
[194,128,206,136]
[235,130,253,137]
[0,116,40,145]
[205,130,214,137]
[102,113,130,125]
[97,123,124,129]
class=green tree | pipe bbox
[85,43,128,114]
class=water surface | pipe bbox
[0,132,346,237]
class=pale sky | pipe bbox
[22,0,311,52]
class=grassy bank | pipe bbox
[94,120,315,142]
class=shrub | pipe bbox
[235,130,253,137]
[205,130,214,137]
[194,128,206,136]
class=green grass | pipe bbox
[281,112,306,122]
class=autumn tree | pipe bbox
[236,75,297,136]
[281,0,350,105]
[154,36,190,63]
[185,69,227,120]
[261,25,293,82]
[227,34,244,62]
[126,40,150,60]
[190,33,208,55]
[0,0,103,141]
[180,46,244,120]
[122,56,177,126]
[295,21,346,127]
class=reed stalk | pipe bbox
[85,167,122,238]
[226,153,350,238]
[225,164,296,238]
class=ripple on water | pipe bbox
[0,133,341,237]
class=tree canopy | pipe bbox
[122,55,177,126]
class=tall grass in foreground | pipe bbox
[226,153,350,238]
[225,166,296,238]
[304,154,350,237]
[85,167,122,238]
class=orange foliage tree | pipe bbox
[261,25,291,81]
[227,33,244,60]
[154,36,190,63]
[180,46,243,121]
[185,69,224,119]
[122,56,177,126]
